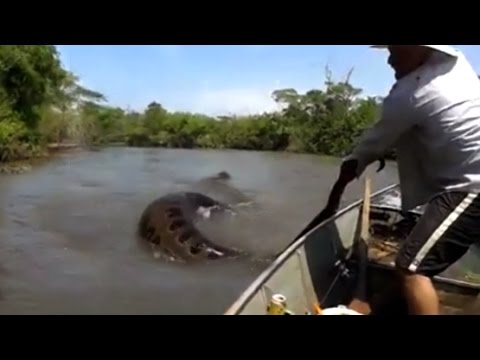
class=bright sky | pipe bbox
[56,45,480,116]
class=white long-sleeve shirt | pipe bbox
[347,49,480,211]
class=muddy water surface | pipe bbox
[0,147,400,314]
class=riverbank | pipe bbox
[46,143,80,152]
[0,143,81,175]
[120,138,397,161]
[0,138,397,177]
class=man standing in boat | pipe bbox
[340,45,480,315]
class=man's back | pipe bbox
[340,45,480,315]
[394,51,480,207]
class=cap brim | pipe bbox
[369,45,459,57]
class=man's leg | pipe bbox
[395,192,480,315]
[397,269,440,315]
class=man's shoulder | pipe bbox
[413,52,480,102]
[383,53,479,118]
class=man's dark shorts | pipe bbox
[396,191,480,277]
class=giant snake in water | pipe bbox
[136,173,246,263]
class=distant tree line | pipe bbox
[1,46,395,164]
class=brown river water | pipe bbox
[0,146,468,314]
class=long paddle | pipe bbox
[290,158,385,244]
[293,174,349,241]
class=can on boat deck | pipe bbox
[267,294,287,315]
